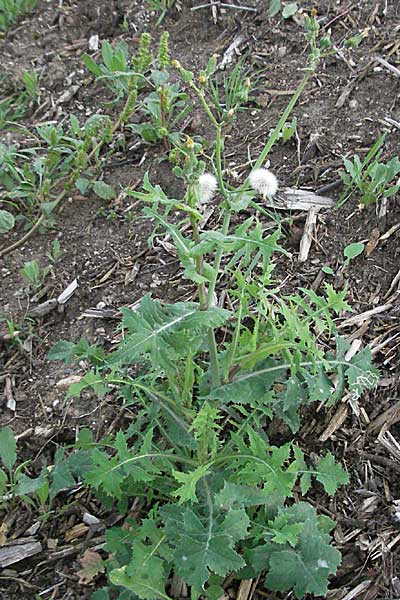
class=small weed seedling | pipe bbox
[343,241,365,267]
[20,259,50,291]
[269,0,299,19]
[0,0,37,31]
[45,17,379,599]
[0,69,39,131]
[0,427,49,511]
[146,0,178,25]
[339,135,400,207]
[0,32,155,258]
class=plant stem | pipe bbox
[189,212,220,388]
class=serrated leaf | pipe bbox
[346,346,379,401]
[93,180,116,200]
[250,503,341,598]
[324,283,351,314]
[109,295,230,367]
[0,427,16,471]
[215,482,269,510]
[265,511,341,598]
[268,512,304,546]
[316,452,349,495]
[161,505,249,591]
[110,541,168,600]
[209,358,284,406]
[172,464,211,503]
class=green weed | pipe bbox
[40,18,379,598]
[0,0,37,31]
[339,135,400,207]
[0,69,39,131]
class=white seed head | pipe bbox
[198,173,218,204]
[249,168,278,198]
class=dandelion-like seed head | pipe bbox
[249,168,278,198]
[199,173,218,204]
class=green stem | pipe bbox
[189,212,220,388]
[239,69,313,195]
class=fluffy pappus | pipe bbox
[249,168,278,198]
[198,173,218,204]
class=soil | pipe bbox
[0,0,399,598]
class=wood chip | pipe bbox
[64,523,89,543]
[56,375,83,388]
[365,227,381,256]
[338,303,393,328]
[0,539,42,568]
[319,403,348,442]
[264,188,334,211]
[298,206,319,262]
[57,278,78,304]
[237,579,254,600]
[340,580,372,600]
[218,34,246,69]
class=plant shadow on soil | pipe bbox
[0,0,399,597]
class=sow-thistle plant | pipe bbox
[43,17,380,600]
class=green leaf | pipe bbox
[75,177,91,194]
[161,505,249,591]
[215,482,269,510]
[250,503,341,598]
[15,470,47,496]
[171,464,211,503]
[324,283,351,314]
[322,266,335,276]
[344,242,364,262]
[66,370,107,398]
[209,359,284,406]
[109,295,230,367]
[264,505,341,598]
[92,588,110,600]
[282,2,298,18]
[269,0,281,16]
[47,340,76,363]
[0,209,15,234]
[109,542,169,600]
[0,469,8,495]
[316,452,349,495]
[82,53,102,77]
[267,513,304,546]
[93,180,116,200]
[346,346,379,401]
[0,427,17,471]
